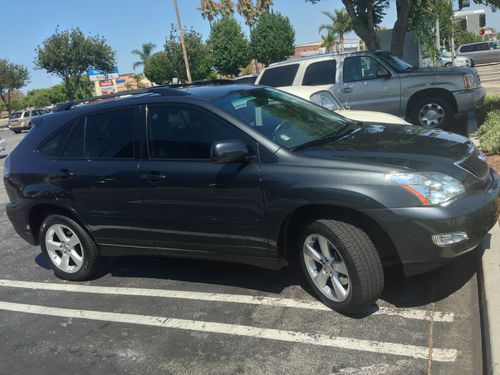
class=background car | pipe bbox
[8,108,50,133]
[278,85,411,125]
[421,49,472,67]
[456,40,500,66]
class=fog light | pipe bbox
[431,232,469,247]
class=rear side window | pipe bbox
[259,64,299,87]
[9,112,21,119]
[303,60,336,86]
[39,125,74,157]
[62,118,85,158]
[84,109,134,159]
[23,111,30,117]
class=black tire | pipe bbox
[12,130,20,134]
[40,214,100,281]
[444,62,452,67]
[299,219,384,314]
[409,96,454,128]
[469,59,475,67]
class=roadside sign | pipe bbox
[88,68,119,82]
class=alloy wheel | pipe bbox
[303,233,350,302]
[418,103,445,127]
[45,224,84,273]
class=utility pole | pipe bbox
[173,0,192,82]
[450,0,456,67]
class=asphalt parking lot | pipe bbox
[0,120,482,375]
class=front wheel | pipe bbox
[299,219,384,314]
[409,96,453,128]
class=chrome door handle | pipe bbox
[343,87,353,93]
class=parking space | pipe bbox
[0,128,482,374]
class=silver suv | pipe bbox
[255,50,486,128]
[8,109,50,133]
[456,41,500,66]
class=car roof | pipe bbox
[267,50,378,68]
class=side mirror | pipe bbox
[377,67,391,79]
[210,140,250,164]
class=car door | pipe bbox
[49,106,150,249]
[337,55,401,115]
[140,103,268,257]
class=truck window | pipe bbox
[303,60,336,86]
[259,64,299,87]
[343,56,382,83]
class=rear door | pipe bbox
[48,106,150,249]
[338,55,401,115]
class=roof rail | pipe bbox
[51,79,239,113]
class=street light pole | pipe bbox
[173,0,192,83]
[450,0,456,66]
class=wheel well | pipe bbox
[29,204,86,244]
[278,205,401,267]
[406,88,457,118]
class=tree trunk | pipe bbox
[64,77,72,100]
[341,0,379,50]
[391,0,412,57]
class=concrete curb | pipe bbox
[480,226,500,375]
[467,110,499,374]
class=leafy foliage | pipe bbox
[131,43,156,70]
[478,110,500,154]
[209,16,250,76]
[250,11,295,67]
[144,52,172,85]
[34,27,115,100]
[0,58,30,113]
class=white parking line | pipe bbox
[0,301,459,362]
[0,279,454,322]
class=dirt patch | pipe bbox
[487,155,500,174]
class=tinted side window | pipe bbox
[147,106,240,159]
[85,109,134,159]
[259,64,299,87]
[343,56,382,83]
[23,111,30,117]
[62,118,85,158]
[39,125,74,157]
[303,60,336,85]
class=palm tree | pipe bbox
[219,0,235,17]
[199,0,219,28]
[321,30,338,53]
[131,43,156,70]
[319,8,352,53]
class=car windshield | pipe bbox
[212,87,349,149]
[375,51,414,72]
[9,112,22,119]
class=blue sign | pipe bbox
[88,67,119,76]
[116,79,126,83]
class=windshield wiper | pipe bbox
[290,122,358,152]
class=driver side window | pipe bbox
[343,56,382,83]
[147,105,241,159]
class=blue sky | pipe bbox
[1,0,498,91]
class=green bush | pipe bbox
[478,110,500,154]
[476,96,500,126]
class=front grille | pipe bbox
[456,148,489,179]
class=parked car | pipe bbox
[279,85,411,125]
[421,49,472,68]
[456,41,500,66]
[8,109,50,133]
[5,84,498,313]
[232,74,258,85]
[255,50,485,128]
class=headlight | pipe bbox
[385,172,465,206]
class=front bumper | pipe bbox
[364,171,499,276]
[453,87,486,113]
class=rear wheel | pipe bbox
[409,96,453,128]
[299,219,384,314]
[12,130,20,134]
[40,215,100,281]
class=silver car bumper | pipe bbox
[453,87,486,113]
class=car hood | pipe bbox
[404,66,471,76]
[298,122,473,172]
[335,110,410,125]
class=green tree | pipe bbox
[34,27,115,100]
[455,30,483,46]
[144,52,172,85]
[0,59,30,114]
[209,16,250,76]
[321,30,338,53]
[250,11,295,67]
[236,0,273,31]
[131,43,156,70]
[319,8,352,52]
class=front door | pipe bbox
[338,55,401,115]
[49,107,149,248]
[140,104,268,257]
